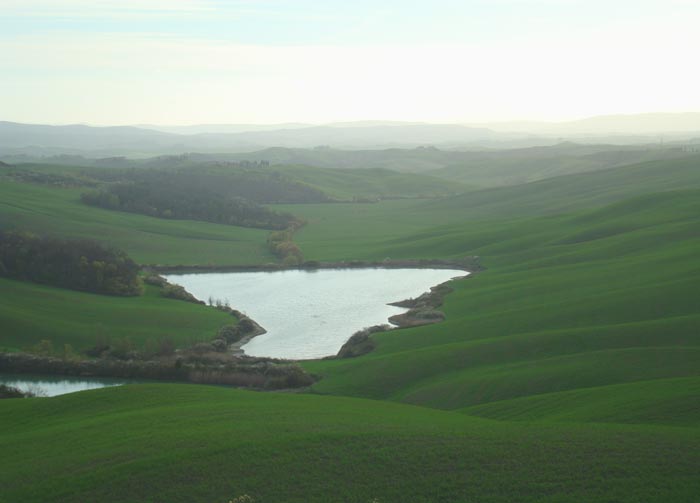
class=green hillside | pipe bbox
[304,189,700,410]
[0,384,698,503]
[428,154,700,219]
[0,180,271,266]
[257,164,471,199]
[432,145,691,186]
[1,154,699,502]
[275,155,700,262]
[191,162,471,200]
[0,278,232,352]
[461,377,700,426]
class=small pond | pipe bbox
[165,267,467,360]
[0,373,129,397]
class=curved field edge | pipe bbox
[302,189,700,409]
[0,384,698,503]
[0,277,233,352]
[459,377,700,426]
[0,180,272,266]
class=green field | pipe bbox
[0,384,698,503]
[0,278,233,352]
[1,155,699,502]
[431,145,691,186]
[303,188,700,407]
[259,164,472,199]
[0,180,271,266]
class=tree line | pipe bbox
[0,230,142,296]
[80,169,319,230]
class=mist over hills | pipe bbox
[136,123,312,135]
[2,113,699,158]
[0,120,516,156]
[479,112,700,135]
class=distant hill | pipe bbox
[431,143,694,186]
[3,141,696,188]
[4,116,700,158]
[133,143,698,187]
[478,112,700,135]
[426,154,700,219]
[0,121,186,154]
[135,122,312,135]
[0,120,518,155]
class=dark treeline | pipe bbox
[0,230,141,296]
[85,167,330,203]
[81,169,316,230]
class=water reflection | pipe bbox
[165,268,466,360]
[0,373,127,397]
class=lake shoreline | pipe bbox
[164,263,479,360]
[0,352,315,391]
[148,256,483,275]
[0,266,477,389]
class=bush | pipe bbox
[29,339,54,357]
[0,230,142,296]
[161,283,204,304]
[80,169,310,230]
[217,325,243,343]
[0,384,32,399]
[336,325,390,358]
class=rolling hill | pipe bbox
[1,152,698,502]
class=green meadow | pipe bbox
[0,384,698,503]
[0,279,233,352]
[1,155,699,502]
[0,179,271,266]
[222,163,472,199]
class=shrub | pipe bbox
[161,283,204,304]
[0,384,31,399]
[0,230,142,296]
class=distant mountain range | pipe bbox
[1,113,699,157]
[0,121,527,155]
[3,140,695,189]
[468,112,700,135]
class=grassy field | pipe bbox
[0,278,233,352]
[461,376,700,426]
[426,154,700,219]
[259,164,472,199]
[303,189,700,408]
[1,155,699,502]
[431,145,692,186]
[278,154,700,260]
[0,180,271,266]
[0,384,698,503]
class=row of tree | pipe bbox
[267,228,304,265]
[80,169,318,230]
[0,230,142,296]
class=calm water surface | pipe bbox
[165,268,467,359]
[0,373,128,397]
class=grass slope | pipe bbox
[0,180,271,266]
[304,189,700,414]
[460,377,700,426]
[1,155,699,502]
[432,145,691,186]
[0,384,698,503]
[258,164,471,199]
[275,156,700,261]
[427,154,700,219]
[0,278,232,351]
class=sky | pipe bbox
[2,0,700,125]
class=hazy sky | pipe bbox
[2,0,700,125]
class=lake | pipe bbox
[0,373,128,397]
[164,267,467,359]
